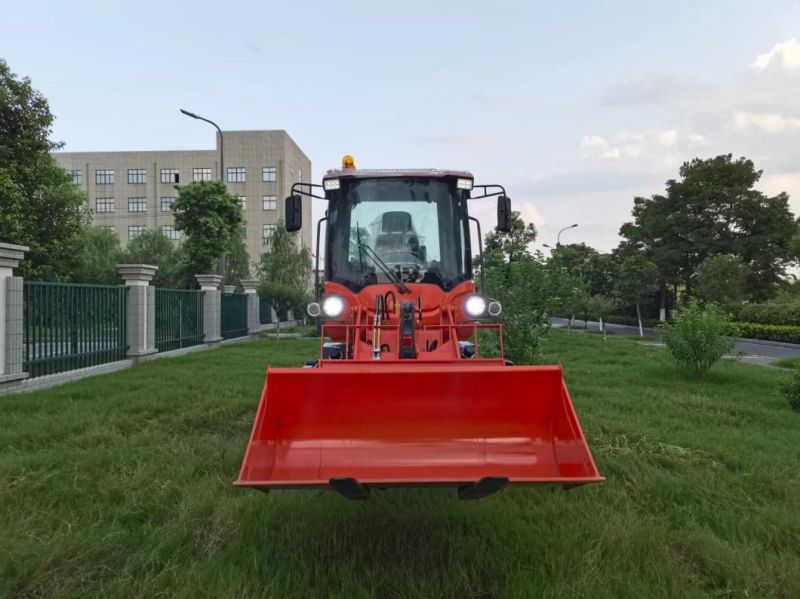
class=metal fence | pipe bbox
[221,292,248,339]
[155,288,204,352]
[23,281,128,378]
[259,297,272,324]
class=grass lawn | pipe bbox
[1,332,799,598]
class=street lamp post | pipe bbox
[179,109,226,287]
[556,223,579,247]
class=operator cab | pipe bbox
[283,155,513,296]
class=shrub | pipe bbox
[661,301,735,378]
[779,373,800,412]
[486,257,575,364]
[732,322,800,344]
[728,303,800,326]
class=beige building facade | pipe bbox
[53,130,312,267]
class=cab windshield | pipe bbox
[326,177,471,292]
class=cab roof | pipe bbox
[323,168,474,180]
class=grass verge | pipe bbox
[1,332,799,597]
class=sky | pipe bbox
[4,0,800,251]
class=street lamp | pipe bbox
[556,223,578,247]
[179,109,224,180]
[180,109,226,286]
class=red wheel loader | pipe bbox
[235,156,604,500]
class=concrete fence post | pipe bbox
[241,279,259,334]
[117,264,158,358]
[196,274,223,344]
[0,243,29,388]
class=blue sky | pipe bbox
[4,0,800,250]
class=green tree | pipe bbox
[587,294,617,341]
[548,243,617,296]
[257,221,312,334]
[70,226,122,284]
[223,232,251,288]
[120,228,185,288]
[614,253,659,336]
[620,154,796,303]
[694,254,750,306]
[483,210,537,263]
[0,59,89,280]
[171,180,243,277]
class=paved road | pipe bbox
[552,317,800,364]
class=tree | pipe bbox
[257,221,312,334]
[119,228,185,288]
[587,294,617,341]
[223,232,251,288]
[548,243,617,296]
[483,210,537,263]
[70,226,122,284]
[615,253,659,336]
[694,254,750,306]
[620,154,796,304]
[0,59,90,280]
[171,180,243,277]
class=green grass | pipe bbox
[2,332,799,597]
[773,356,800,371]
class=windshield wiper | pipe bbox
[356,241,411,294]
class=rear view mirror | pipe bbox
[285,195,302,231]
[497,195,511,233]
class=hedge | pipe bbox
[727,303,800,327]
[732,322,800,344]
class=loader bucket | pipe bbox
[235,364,604,499]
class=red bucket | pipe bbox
[235,363,604,499]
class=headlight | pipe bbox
[323,178,340,191]
[456,178,473,190]
[321,295,345,318]
[488,300,502,317]
[307,301,321,317]
[464,295,487,317]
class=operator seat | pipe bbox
[374,211,420,259]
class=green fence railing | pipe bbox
[23,281,128,378]
[155,288,204,352]
[277,308,289,322]
[222,292,248,339]
[259,297,272,324]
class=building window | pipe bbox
[128,225,146,239]
[100,225,115,234]
[95,198,115,213]
[262,166,277,182]
[262,195,277,211]
[70,170,82,185]
[227,167,245,183]
[162,225,181,240]
[237,196,246,210]
[193,167,212,181]
[160,196,175,212]
[241,224,247,238]
[127,169,147,184]
[160,168,180,184]
[95,169,114,185]
[262,224,276,240]
[128,197,147,213]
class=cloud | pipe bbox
[753,38,800,71]
[733,110,800,133]
[580,129,707,164]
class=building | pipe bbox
[53,130,312,267]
